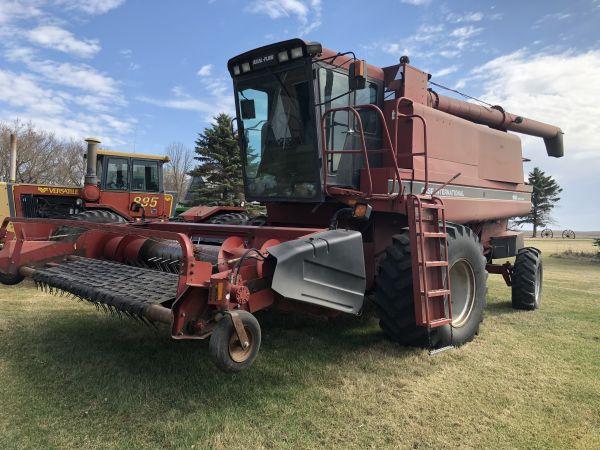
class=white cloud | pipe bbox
[450,26,483,39]
[7,48,121,100]
[27,25,100,58]
[138,77,234,122]
[247,0,322,34]
[55,0,127,15]
[471,47,600,230]
[0,0,42,24]
[197,64,213,77]
[434,65,458,77]
[400,0,431,5]
[382,22,483,60]
[0,68,133,144]
[446,11,483,23]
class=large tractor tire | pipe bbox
[207,212,249,225]
[53,209,126,241]
[373,224,488,348]
[511,247,543,310]
[72,209,127,223]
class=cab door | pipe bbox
[129,159,165,219]
[100,156,131,216]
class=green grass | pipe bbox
[0,240,599,449]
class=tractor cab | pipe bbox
[90,149,173,219]
[228,39,384,203]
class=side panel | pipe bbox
[268,229,366,314]
[0,183,12,222]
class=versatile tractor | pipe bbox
[1,136,174,224]
[0,39,563,372]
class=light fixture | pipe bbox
[290,47,303,59]
[277,50,289,63]
[233,65,240,75]
[241,62,251,73]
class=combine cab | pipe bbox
[0,39,562,371]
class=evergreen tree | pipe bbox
[190,113,244,204]
[514,167,562,237]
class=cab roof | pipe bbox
[97,149,170,162]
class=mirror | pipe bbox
[240,99,256,119]
[349,60,367,91]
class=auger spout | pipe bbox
[428,91,564,158]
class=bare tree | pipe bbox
[163,141,194,205]
[0,120,85,185]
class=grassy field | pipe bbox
[0,240,598,449]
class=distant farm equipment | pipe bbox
[1,135,174,224]
[0,39,563,371]
[562,229,576,239]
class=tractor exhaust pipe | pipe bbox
[84,137,101,186]
[9,133,17,183]
[428,92,564,158]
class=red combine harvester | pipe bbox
[0,39,563,371]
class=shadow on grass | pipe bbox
[1,304,417,426]
[485,299,517,317]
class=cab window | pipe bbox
[132,160,160,192]
[105,157,129,191]
[356,82,379,135]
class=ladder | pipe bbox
[407,194,453,329]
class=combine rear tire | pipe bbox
[373,224,487,348]
[0,272,24,286]
[511,247,543,310]
[209,311,261,372]
[207,212,249,225]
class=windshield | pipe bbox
[236,64,320,200]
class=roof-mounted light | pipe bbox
[277,50,289,63]
[233,65,240,75]
[241,62,251,73]
[290,47,303,59]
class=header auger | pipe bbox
[0,38,562,371]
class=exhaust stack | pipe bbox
[428,92,564,158]
[9,133,17,183]
[84,137,101,186]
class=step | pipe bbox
[427,289,451,297]
[421,232,446,238]
[429,318,452,328]
[420,203,445,209]
[425,260,449,267]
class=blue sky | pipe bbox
[0,0,599,228]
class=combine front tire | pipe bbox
[374,224,487,348]
[511,247,543,310]
[209,311,261,372]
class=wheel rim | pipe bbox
[228,327,254,363]
[449,258,476,327]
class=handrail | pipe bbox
[394,97,430,194]
[320,103,403,200]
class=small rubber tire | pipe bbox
[207,213,249,225]
[209,310,261,372]
[0,272,24,286]
[373,224,487,347]
[511,247,543,310]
